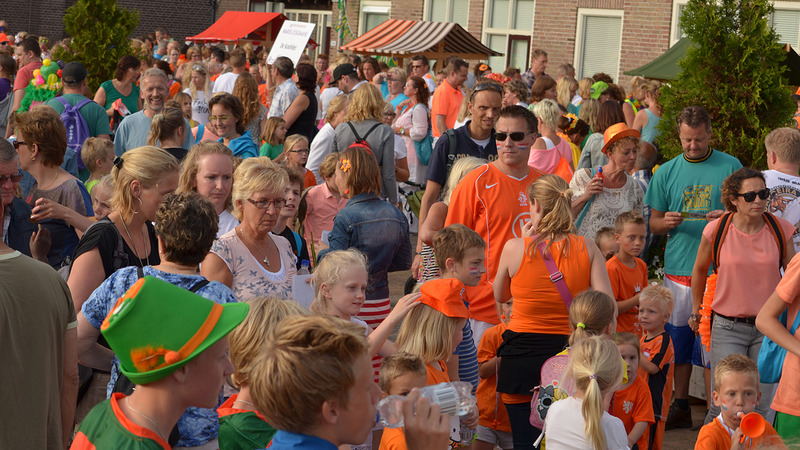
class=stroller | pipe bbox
[398,180,425,234]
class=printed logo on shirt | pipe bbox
[511,212,532,238]
[518,191,528,207]
[623,400,633,414]
[485,182,498,189]
[634,283,642,293]
[681,185,713,218]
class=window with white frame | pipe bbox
[359,1,390,35]
[424,0,469,30]
[771,2,800,48]
[670,0,688,46]
[574,9,623,80]
[249,1,284,13]
[482,0,535,70]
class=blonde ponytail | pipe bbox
[568,290,616,346]
[567,336,624,450]
[147,107,185,147]
[525,174,575,258]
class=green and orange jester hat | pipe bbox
[100,276,248,384]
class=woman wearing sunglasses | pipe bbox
[690,167,795,420]
[202,157,298,300]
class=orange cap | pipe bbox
[419,278,469,319]
[0,33,8,45]
[601,122,640,155]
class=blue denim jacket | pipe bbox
[318,193,412,300]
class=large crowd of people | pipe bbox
[2,23,800,450]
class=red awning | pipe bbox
[187,12,285,46]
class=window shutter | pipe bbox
[580,15,622,79]
[490,0,510,29]
[452,0,470,29]
[514,0,535,30]
[428,0,447,22]
[487,34,507,70]
[772,10,800,48]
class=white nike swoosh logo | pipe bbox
[485,183,498,189]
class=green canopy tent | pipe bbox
[624,38,800,85]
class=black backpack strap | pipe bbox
[346,122,362,141]
[137,266,144,279]
[711,212,733,273]
[189,279,210,293]
[362,122,382,141]
[763,212,786,266]
[444,128,458,175]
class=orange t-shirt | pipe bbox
[426,360,450,385]
[303,169,317,190]
[508,235,591,335]
[476,323,512,432]
[638,331,674,450]
[445,163,543,325]
[430,80,463,137]
[695,416,787,450]
[774,253,800,416]
[606,255,648,336]
[611,375,654,450]
[379,427,407,450]
[168,80,182,99]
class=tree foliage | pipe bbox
[656,0,794,168]
[53,0,139,93]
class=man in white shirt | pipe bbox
[764,127,800,253]
[212,48,247,95]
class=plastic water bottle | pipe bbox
[376,381,476,428]
[298,259,310,275]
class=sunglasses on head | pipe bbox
[470,82,503,100]
[734,188,770,202]
[495,132,529,142]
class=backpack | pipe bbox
[57,217,130,281]
[698,211,786,351]
[529,353,573,428]
[56,97,92,170]
[346,122,381,155]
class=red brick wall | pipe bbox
[530,0,672,88]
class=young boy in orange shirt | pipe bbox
[637,285,675,450]
[612,331,655,450]
[378,353,429,450]
[695,354,787,449]
[474,298,513,450]
[606,211,648,336]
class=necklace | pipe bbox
[125,397,168,443]
[38,170,60,191]
[119,218,150,267]
[234,398,258,409]
[237,226,271,265]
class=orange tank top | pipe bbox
[508,235,592,335]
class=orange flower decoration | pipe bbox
[340,158,352,173]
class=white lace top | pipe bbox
[570,168,644,241]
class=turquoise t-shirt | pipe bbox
[259,142,283,160]
[644,149,742,276]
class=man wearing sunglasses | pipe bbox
[644,105,742,430]
[444,105,543,345]
[415,82,503,275]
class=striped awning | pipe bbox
[340,20,502,59]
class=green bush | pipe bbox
[54,0,139,93]
[656,0,794,168]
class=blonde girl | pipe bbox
[543,336,628,450]
[177,141,238,237]
[147,107,188,161]
[219,296,309,449]
[632,80,662,143]
[259,117,287,160]
[568,290,618,346]
[278,134,316,188]
[578,98,600,134]
[311,249,420,357]
[416,156,485,281]
[170,92,195,127]
[183,62,211,125]
[556,76,579,114]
